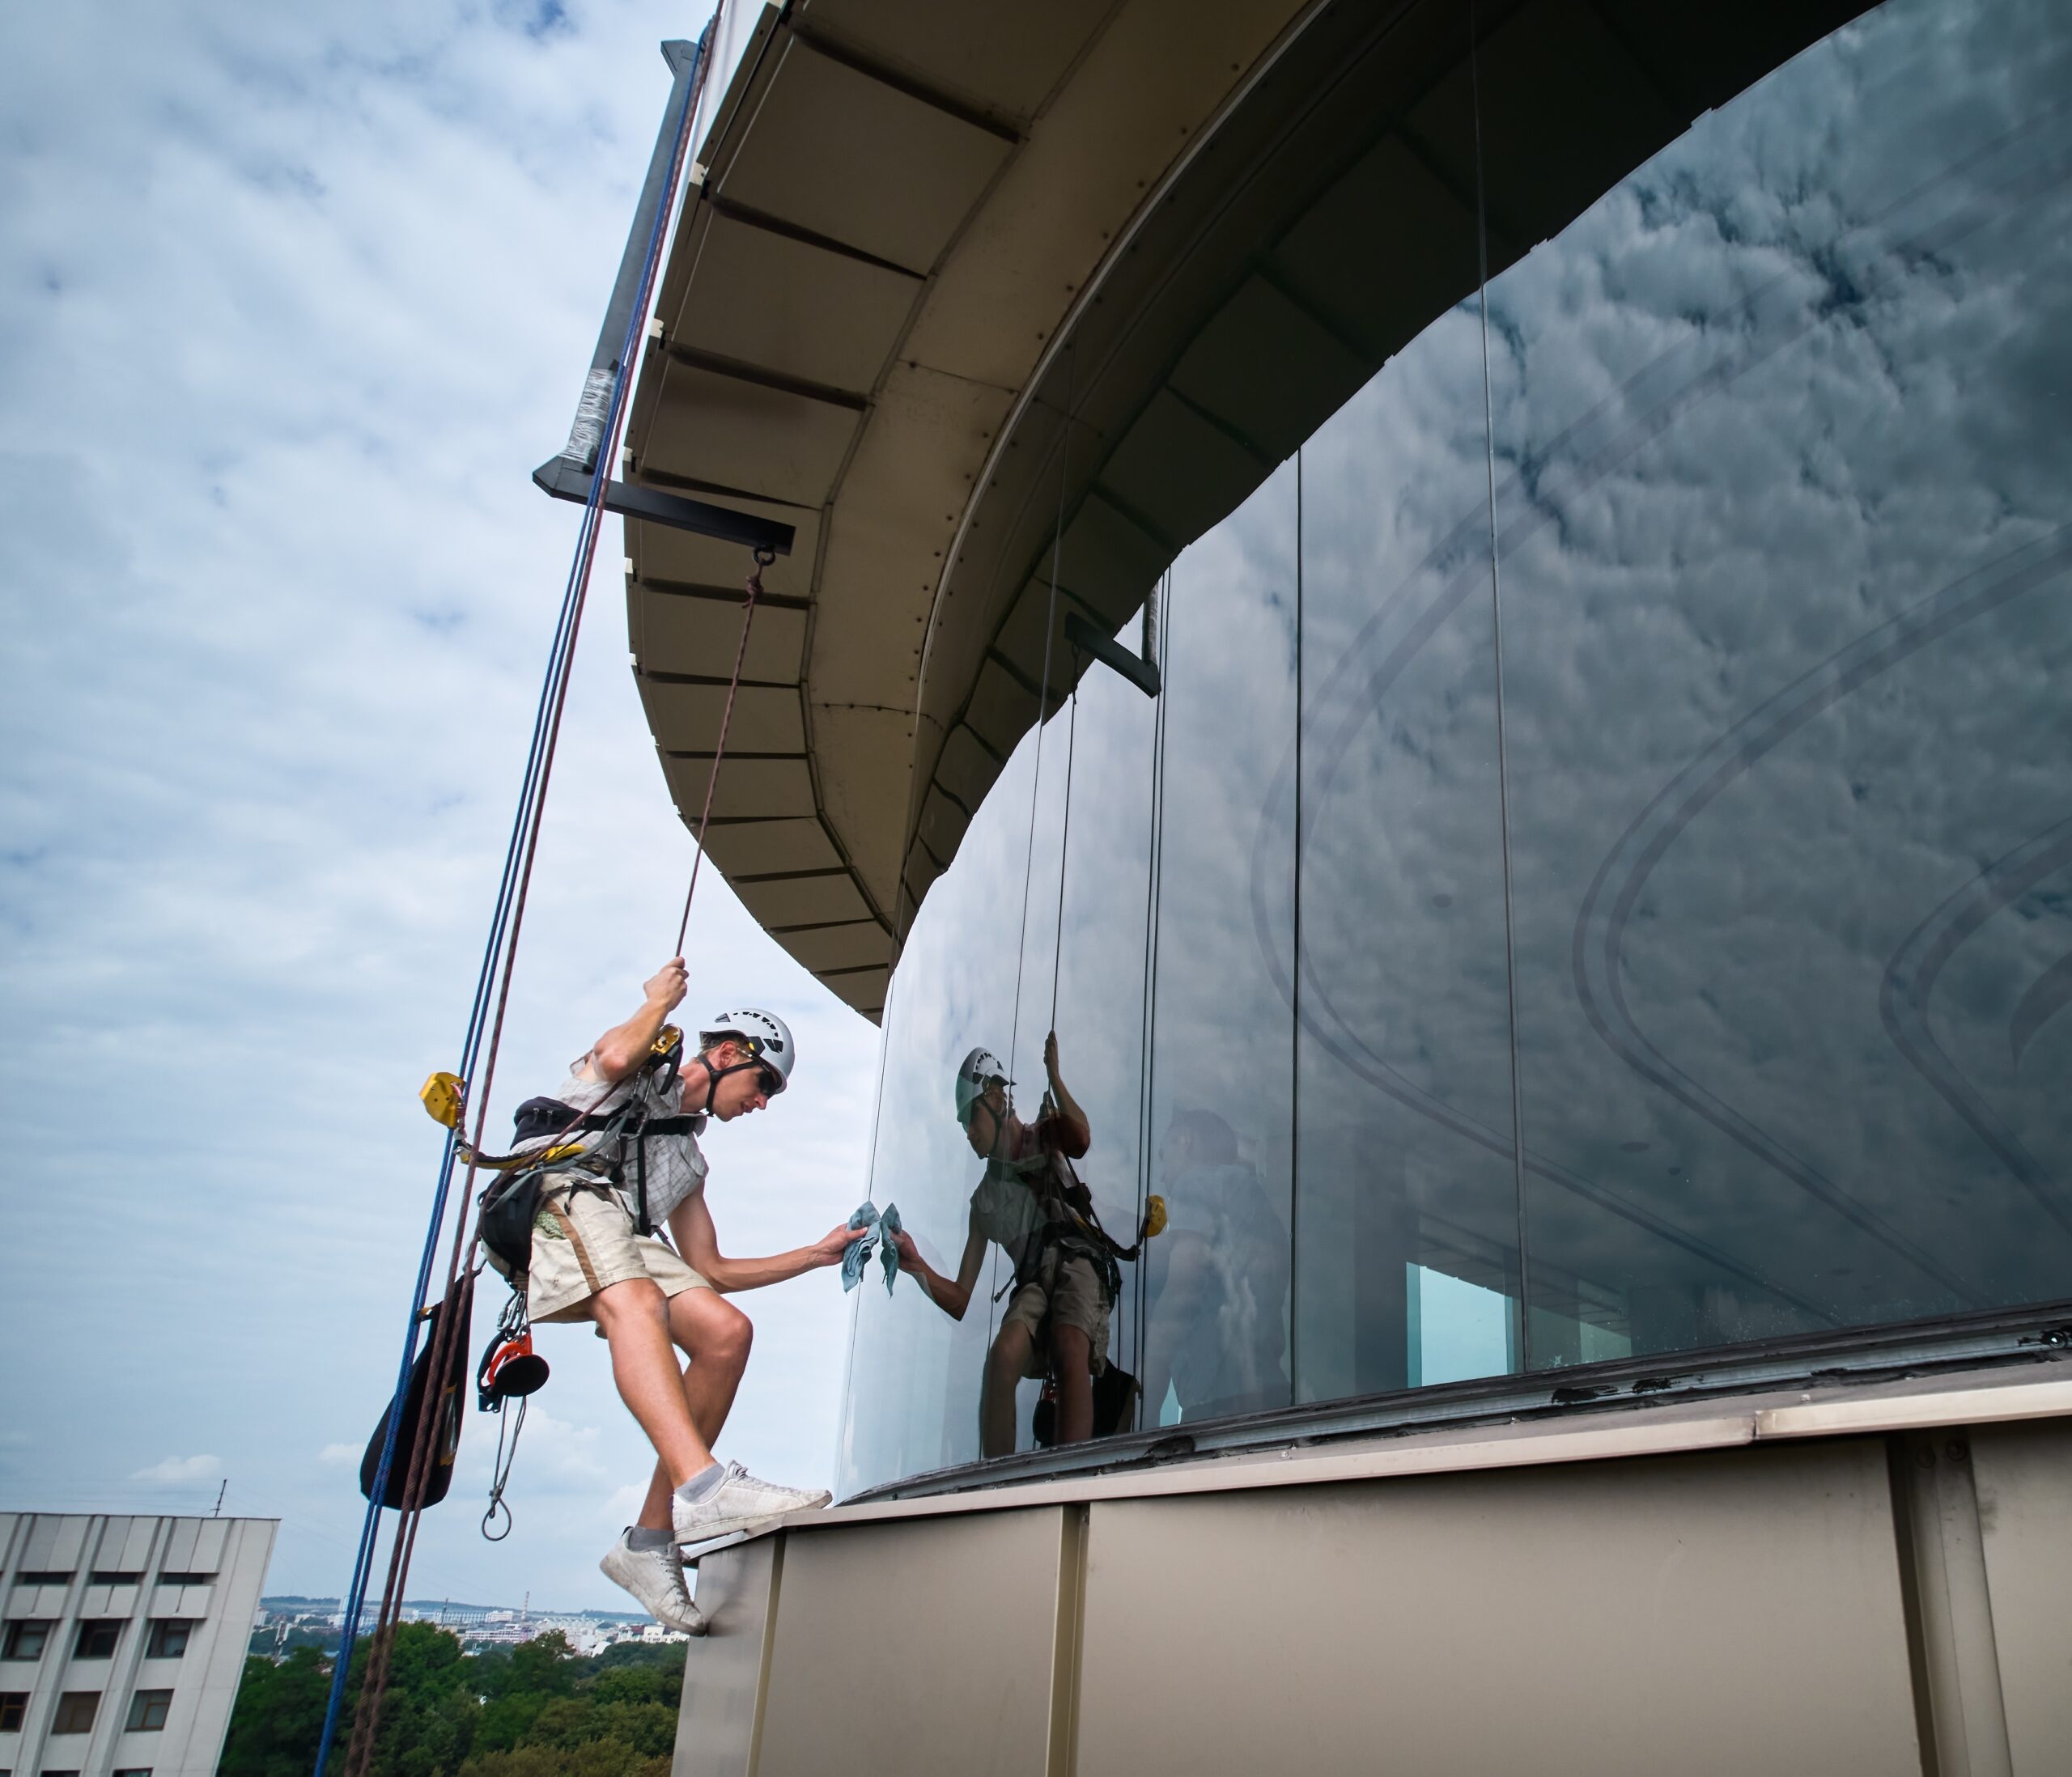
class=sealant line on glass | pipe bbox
[1469,2,1534,1373]
[996,343,1076,1379]
[1289,447,1303,1403]
[1133,567,1174,1406]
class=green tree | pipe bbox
[223,1626,682,1777]
[221,1648,335,1777]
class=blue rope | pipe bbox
[310,22,712,1771]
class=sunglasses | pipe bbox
[756,1064,783,1097]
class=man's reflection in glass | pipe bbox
[890,1034,1119,1455]
[1140,1109,1289,1423]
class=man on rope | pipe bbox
[509,957,849,1633]
[891,1034,1118,1456]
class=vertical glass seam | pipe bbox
[1133,567,1174,1411]
[1289,447,1304,1403]
[1469,2,1534,1372]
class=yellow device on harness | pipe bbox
[421,1071,465,1130]
[418,1071,586,1171]
[1143,1194,1168,1240]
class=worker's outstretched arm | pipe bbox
[583,958,687,1084]
[669,1190,849,1292]
[1042,1030,1091,1156]
[891,1212,988,1321]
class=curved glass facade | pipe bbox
[839,0,2072,1497]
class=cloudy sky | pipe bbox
[0,0,882,1611]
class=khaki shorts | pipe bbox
[526,1181,711,1323]
[998,1248,1110,1376]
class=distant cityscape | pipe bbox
[250,1593,688,1659]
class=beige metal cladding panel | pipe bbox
[670,208,921,397]
[677,1537,779,1777]
[634,592,807,688]
[778,920,891,976]
[660,754,817,823]
[1971,1420,2072,1774]
[640,358,860,510]
[902,0,1314,390]
[1054,491,1169,629]
[1075,1442,1921,1777]
[1167,272,1370,463]
[690,817,845,878]
[794,0,1114,130]
[637,679,806,758]
[716,39,1013,278]
[824,964,889,1016]
[806,705,912,907]
[738,871,873,931]
[754,1510,1069,1777]
[1098,386,1272,556]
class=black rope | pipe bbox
[1130,569,1174,1418]
[1047,682,1080,1029]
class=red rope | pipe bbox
[673,548,770,953]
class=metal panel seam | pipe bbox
[1047,1503,1088,1777]
[742,1530,786,1777]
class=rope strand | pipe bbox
[675,549,770,952]
[314,17,720,1771]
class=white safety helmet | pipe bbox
[955,1046,1011,1126]
[698,1008,796,1095]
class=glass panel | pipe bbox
[1027,662,1159,1450]
[1140,458,1298,1427]
[838,732,1032,1493]
[1284,11,1521,1397]
[839,620,1158,1491]
[1486,0,2072,1363]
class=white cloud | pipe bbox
[318,1444,362,1467]
[131,1455,223,1484]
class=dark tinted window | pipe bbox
[1,1622,49,1660]
[71,1622,121,1660]
[87,1573,140,1586]
[13,1574,69,1587]
[125,1690,172,1733]
[154,1573,212,1587]
[0,1690,25,1730]
[144,1621,192,1660]
[50,1692,97,1734]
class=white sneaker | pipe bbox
[671,1461,833,1545]
[599,1532,707,1635]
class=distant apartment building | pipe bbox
[1,1513,274,1777]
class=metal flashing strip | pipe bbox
[1755,1379,2072,1440]
[773,1359,2072,1546]
[781,1413,1761,1536]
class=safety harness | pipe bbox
[475,1036,705,1279]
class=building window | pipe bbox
[71,1622,121,1660]
[49,1693,98,1733]
[143,1622,193,1660]
[1,1623,49,1660]
[153,1573,211,1588]
[123,1692,172,1733]
[87,1573,141,1587]
[11,1576,69,1588]
[0,1691,24,1729]
[114,1770,154,1776]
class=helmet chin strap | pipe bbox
[689,1047,763,1113]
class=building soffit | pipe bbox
[624,0,1319,1019]
[625,0,1873,1018]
